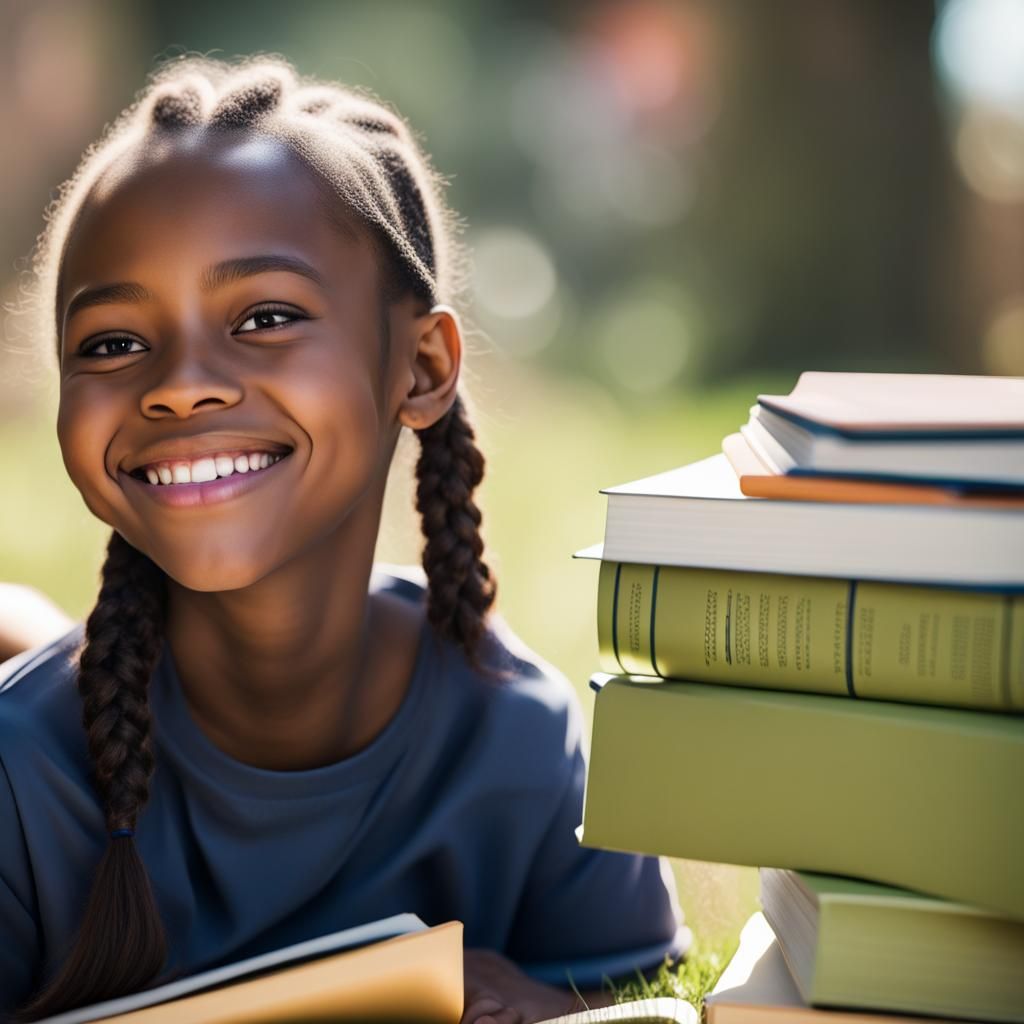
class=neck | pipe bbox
[163,478,418,770]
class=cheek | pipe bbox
[284,347,387,493]
[56,385,123,520]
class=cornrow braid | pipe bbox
[17,532,168,1020]
[415,393,498,676]
[208,72,286,128]
[150,84,205,129]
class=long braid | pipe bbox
[415,393,498,675]
[17,533,167,1020]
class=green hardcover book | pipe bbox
[759,868,1024,1022]
[596,560,1024,713]
[705,911,976,1024]
[579,675,1024,920]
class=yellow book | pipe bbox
[37,915,463,1024]
[596,559,1024,712]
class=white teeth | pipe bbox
[138,450,287,485]
[190,457,218,483]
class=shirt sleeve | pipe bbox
[503,691,691,990]
[0,756,42,1016]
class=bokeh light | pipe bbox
[955,107,1024,202]
[601,144,695,226]
[984,297,1024,374]
[472,227,557,320]
[470,227,563,356]
[934,0,1024,110]
[593,283,697,394]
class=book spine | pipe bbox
[597,560,1024,711]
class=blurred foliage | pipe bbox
[141,0,960,383]
[3,0,1022,406]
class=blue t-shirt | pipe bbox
[0,564,689,1014]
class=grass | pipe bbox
[0,354,785,977]
[605,936,737,1015]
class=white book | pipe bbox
[757,372,1024,432]
[589,453,1024,587]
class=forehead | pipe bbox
[60,132,373,302]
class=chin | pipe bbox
[143,539,280,593]
[164,558,271,593]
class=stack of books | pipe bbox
[574,372,1024,1023]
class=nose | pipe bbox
[139,342,244,419]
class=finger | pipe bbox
[476,1011,523,1024]
[460,996,506,1023]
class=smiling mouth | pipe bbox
[128,448,294,486]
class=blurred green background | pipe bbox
[2,0,1022,954]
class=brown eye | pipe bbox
[80,336,147,358]
[235,304,306,334]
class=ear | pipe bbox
[397,303,462,430]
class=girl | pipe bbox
[0,54,689,1023]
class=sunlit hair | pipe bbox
[16,52,499,1020]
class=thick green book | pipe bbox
[579,674,1024,920]
[597,560,1024,712]
[760,868,1024,1022]
[705,911,977,1024]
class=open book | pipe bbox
[35,914,463,1024]
[538,998,696,1023]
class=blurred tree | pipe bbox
[687,0,961,377]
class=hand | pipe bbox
[461,948,617,1024]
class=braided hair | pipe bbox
[18,54,498,1019]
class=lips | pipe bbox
[118,448,294,509]
[120,435,294,476]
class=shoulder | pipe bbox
[372,562,583,783]
[0,625,96,995]
[0,624,92,900]
[370,560,431,606]
[0,623,86,763]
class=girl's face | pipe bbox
[56,132,429,591]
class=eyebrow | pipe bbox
[63,254,327,324]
